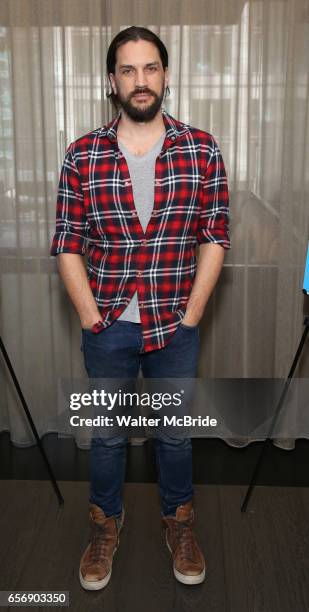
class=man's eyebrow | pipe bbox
[118,61,160,69]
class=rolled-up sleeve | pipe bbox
[50,143,89,256]
[196,137,230,249]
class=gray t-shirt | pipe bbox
[118,134,165,323]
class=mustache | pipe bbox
[130,88,156,98]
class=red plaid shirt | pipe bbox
[50,110,230,352]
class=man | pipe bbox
[51,26,230,590]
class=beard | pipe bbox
[117,84,165,122]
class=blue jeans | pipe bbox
[82,320,199,517]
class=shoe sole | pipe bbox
[79,510,125,591]
[165,531,206,585]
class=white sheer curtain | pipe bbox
[0,0,308,445]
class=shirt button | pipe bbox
[140,303,144,309]
[152,210,158,217]
[131,211,137,217]
[136,270,142,277]
[125,181,130,186]
[141,239,147,246]
[171,135,176,141]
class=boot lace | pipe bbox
[89,522,115,564]
[174,520,195,561]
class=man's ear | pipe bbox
[109,73,117,95]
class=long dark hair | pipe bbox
[106,26,169,109]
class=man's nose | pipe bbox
[135,69,147,88]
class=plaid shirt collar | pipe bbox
[99,108,189,150]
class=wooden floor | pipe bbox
[0,481,308,612]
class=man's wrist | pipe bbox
[81,315,103,330]
[182,310,203,327]
[181,317,200,327]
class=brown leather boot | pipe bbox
[79,504,124,590]
[162,500,206,585]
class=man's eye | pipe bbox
[122,69,133,75]
[147,66,157,72]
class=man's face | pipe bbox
[109,39,168,122]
